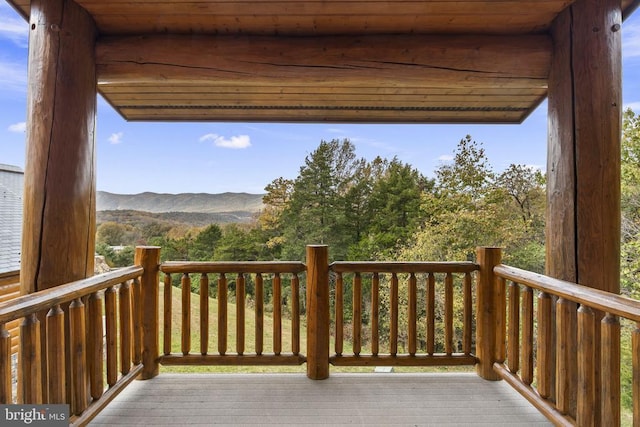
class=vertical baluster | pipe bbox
[200,274,209,355]
[218,273,228,355]
[291,273,300,355]
[163,273,172,355]
[521,286,534,385]
[371,272,379,356]
[600,313,620,426]
[408,273,417,356]
[426,273,435,355]
[273,273,282,356]
[255,274,264,355]
[105,287,117,387]
[69,298,87,415]
[46,306,65,403]
[181,273,191,355]
[335,272,344,356]
[132,278,142,365]
[0,323,11,403]
[353,273,362,356]
[556,297,577,417]
[633,322,639,426]
[390,273,398,356]
[87,293,104,400]
[577,305,596,426]
[508,281,520,373]
[20,313,42,404]
[444,273,454,355]
[537,292,554,399]
[463,272,472,355]
[236,273,245,356]
[119,281,132,375]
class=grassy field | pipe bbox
[157,285,474,375]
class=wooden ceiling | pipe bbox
[7,1,638,123]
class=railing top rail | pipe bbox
[330,261,479,274]
[160,261,306,275]
[0,266,143,325]
[495,264,640,322]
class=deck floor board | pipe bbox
[90,373,552,426]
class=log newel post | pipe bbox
[306,245,330,380]
[135,246,161,380]
[475,247,503,381]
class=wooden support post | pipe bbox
[21,0,98,295]
[135,246,161,380]
[547,0,622,419]
[306,245,329,380]
[475,247,503,381]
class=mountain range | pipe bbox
[97,191,264,214]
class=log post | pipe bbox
[306,245,330,380]
[547,0,622,419]
[21,0,98,295]
[475,247,503,380]
[135,246,161,380]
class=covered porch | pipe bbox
[2,0,640,426]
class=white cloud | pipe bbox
[8,121,25,132]
[108,132,124,144]
[623,20,640,58]
[199,133,251,149]
[0,4,29,48]
[326,127,346,134]
[438,154,454,162]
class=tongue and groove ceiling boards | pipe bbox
[7,1,638,123]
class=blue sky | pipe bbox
[1,3,639,195]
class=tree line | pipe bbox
[96,134,547,271]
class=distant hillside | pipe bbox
[97,209,256,227]
[97,191,264,214]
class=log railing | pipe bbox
[494,264,640,427]
[0,266,145,426]
[0,270,20,356]
[158,260,307,367]
[327,260,479,368]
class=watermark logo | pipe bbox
[0,405,68,426]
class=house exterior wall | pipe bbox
[0,164,23,275]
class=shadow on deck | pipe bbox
[90,373,552,426]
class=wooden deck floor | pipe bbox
[90,373,552,426]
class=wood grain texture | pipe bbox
[0,324,11,403]
[600,314,620,426]
[577,305,595,427]
[134,246,161,379]
[20,314,41,403]
[69,298,87,415]
[199,274,209,355]
[305,245,329,380]
[475,247,502,380]
[21,0,97,294]
[536,292,555,399]
[90,373,552,426]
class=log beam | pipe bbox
[21,0,97,294]
[96,34,550,88]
